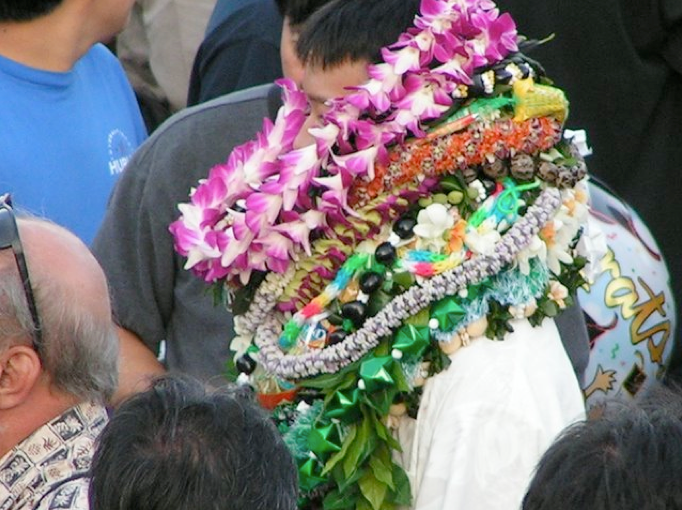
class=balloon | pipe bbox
[579,179,676,414]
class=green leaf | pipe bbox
[343,411,376,478]
[367,289,394,317]
[359,471,388,510]
[356,498,374,510]
[335,464,365,492]
[322,488,357,510]
[541,299,559,317]
[391,270,415,290]
[389,362,411,393]
[322,424,357,476]
[388,465,413,506]
[369,445,395,490]
[364,387,397,416]
[301,362,359,390]
[372,414,388,441]
[229,271,267,314]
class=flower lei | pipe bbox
[171,0,598,508]
[170,0,518,287]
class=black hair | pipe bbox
[275,0,333,27]
[523,384,682,510]
[90,376,298,510]
[296,0,421,69]
[0,0,62,21]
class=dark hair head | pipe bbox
[0,0,62,21]
[523,385,682,510]
[275,0,332,27]
[296,0,421,69]
[90,376,298,510]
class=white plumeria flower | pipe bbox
[469,179,487,202]
[516,235,547,275]
[464,217,501,256]
[414,203,455,249]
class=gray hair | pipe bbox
[0,255,118,403]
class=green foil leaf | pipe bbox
[431,298,465,330]
[359,357,395,392]
[393,324,431,360]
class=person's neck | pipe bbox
[0,4,96,72]
[0,388,80,459]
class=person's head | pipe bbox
[90,376,298,510]
[0,204,118,454]
[0,0,63,22]
[523,386,682,510]
[292,0,420,146]
[274,0,334,84]
[0,0,134,63]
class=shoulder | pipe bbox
[120,83,279,195]
[78,43,121,68]
[147,83,278,153]
[75,43,131,85]
[209,0,282,32]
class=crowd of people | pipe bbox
[1,0,681,508]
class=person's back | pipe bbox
[89,376,297,510]
[0,0,147,244]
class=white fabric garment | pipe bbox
[395,318,586,510]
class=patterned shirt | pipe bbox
[0,402,108,510]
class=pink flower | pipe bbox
[382,45,422,75]
[352,63,405,113]
[394,73,453,134]
[276,144,321,210]
[313,171,354,213]
[330,146,379,180]
[274,210,326,255]
[245,192,283,234]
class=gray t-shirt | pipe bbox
[93,84,278,381]
[93,82,589,385]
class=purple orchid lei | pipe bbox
[170,0,518,288]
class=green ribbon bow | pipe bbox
[393,324,431,361]
[359,356,395,392]
[431,298,465,331]
[326,388,362,423]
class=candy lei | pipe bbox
[250,187,561,380]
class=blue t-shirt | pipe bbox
[0,43,147,244]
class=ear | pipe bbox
[0,345,41,410]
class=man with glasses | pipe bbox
[0,201,119,510]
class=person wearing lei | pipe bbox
[171,0,598,507]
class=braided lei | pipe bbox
[171,0,598,508]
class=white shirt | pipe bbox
[395,318,586,510]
